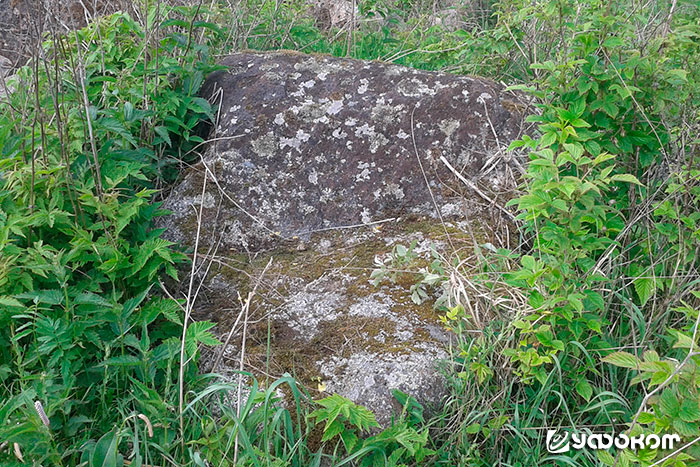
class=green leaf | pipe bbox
[466,423,481,434]
[633,276,656,306]
[190,97,214,120]
[185,321,222,356]
[123,286,152,317]
[75,292,112,308]
[665,69,688,85]
[521,255,536,270]
[659,389,680,418]
[673,418,700,437]
[0,296,24,308]
[339,428,358,452]
[98,117,137,147]
[680,399,700,422]
[320,419,345,442]
[583,290,605,311]
[603,36,624,48]
[90,430,119,467]
[568,293,584,313]
[610,173,643,186]
[16,289,64,306]
[100,355,141,367]
[154,126,172,147]
[671,329,694,349]
[598,450,616,466]
[570,118,590,128]
[539,132,557,148]
[313,394,378,433]
[535,327,555,347]
[602,351,640,369]
[601,99,619,118]
[160,301,183,325]
[575,378,593,402]
[637,412,656,424]
[563,142,584,159]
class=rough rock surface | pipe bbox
[162,51,529,426]
[0,55,12,98]
[311,0,358,29]
[427,0,492,31]
[162,51,529,252]
[0,0,132,64]
[198,225,462,427]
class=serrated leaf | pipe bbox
[673,418,700,436]
[671,330,694,349]
[564,142,584,159]
[637,412,655,424]
[598,450,616,466]
[320,419,344,442]
[161,303,183,325]
[603,36,624,48]
[634,276,656,306]
[98,117,137,147]
[611,173,643,186]
[601,100,619,118]
[339,428,358,452]
[154,126,172,147]
[0,296,24,308]
[659,389,680,418]
[100,355,141,367]
[75,292,112,308]
[602,351,640,369]
[521,255,536,270]
[16,289,64,305]
[576,378,593,402]
[185,321,222,356]
[680,399,700,422]
[583,290,605,311]
[540,132,557,148]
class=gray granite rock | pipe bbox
[161,51,529,252]
[162,51,530,426]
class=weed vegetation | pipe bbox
[0,0,698,466]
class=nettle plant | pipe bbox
[0,9,222,465]
[309,392,434,467]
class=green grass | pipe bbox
[0,0,699,465]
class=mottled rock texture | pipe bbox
[162,51,529,252]
[311,0,357,29]
[162,51,530,426]
[197,225,461,427]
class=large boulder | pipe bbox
[161,51,530,425]
[163,51,528,252]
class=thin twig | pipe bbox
[410,105,456,253]
[440,155,518,223]
[212,258,274,372]
[233,257,273,464]
[178,166,208,453]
